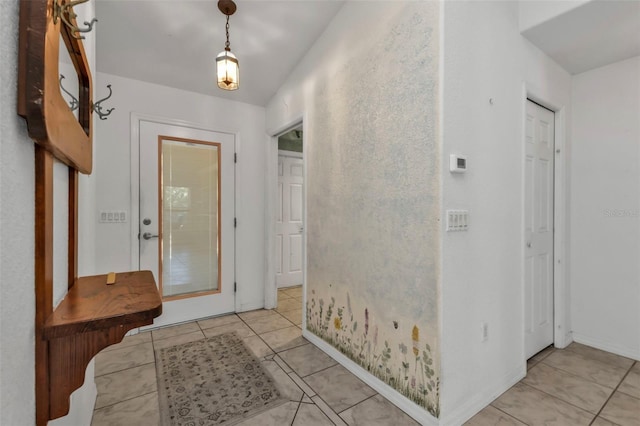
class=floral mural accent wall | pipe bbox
[304,2,441,418]
[307,290,439,417]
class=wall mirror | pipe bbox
[18,0,93,174]
[59,33,80,122]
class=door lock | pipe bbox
[526,242,532,248]
[143,232,159,240]
[142,218,152,225]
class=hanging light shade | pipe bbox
[216,0,239,91]
[216,50,239,91]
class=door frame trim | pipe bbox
[521,83,571,358]
[275,151,304,289]
[265,115,306,312]
[278,149,303,159]
[129,113,238,310]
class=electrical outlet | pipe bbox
[481,322,489,342]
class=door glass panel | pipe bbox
[160,137,220,298]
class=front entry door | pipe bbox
[524,100,555,358]
[139,121,235,327]
[276,153,304,288]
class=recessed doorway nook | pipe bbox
[521,84,571,365]
[265,118,306,325]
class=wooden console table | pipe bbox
[43,271,162,418]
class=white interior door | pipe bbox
[276,153,304,288]
[524,100,555,358]
[139,121,235,327]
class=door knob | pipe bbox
[143,232,159,240]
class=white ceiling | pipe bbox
[95,0,344,106]
[522,0,640,75]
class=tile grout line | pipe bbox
[591,361,637,423]
[240,312,297,337]
[94,360,156,378]
[236,309,303,357]
[528,361,618,395]
[272,340,310,355]
[274,353,296,373]
[539,356,628,390]
[195,314,240,333]
[563,345,635,367]
[334,392,377,415]
[311,393,349,424]
[554,346,635,375]
[299,361,339,379]
[616,360,640,401]
[487,404,529,425]
[289,400,303,426]
[93,389,158,412]
[518,381,603,420]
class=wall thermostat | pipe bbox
[449,155,467,173]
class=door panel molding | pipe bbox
[276,154,304,288]
[522,83,570,358]
[524,99,555,358]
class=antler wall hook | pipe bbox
[92,85,115,120]
[53,0,98,39]
[59,74,79,111]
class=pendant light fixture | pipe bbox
[216,0,239,91]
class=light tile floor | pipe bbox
[91,286,639,425]
[467,344,640,426]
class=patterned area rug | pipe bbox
[155,332,286,426]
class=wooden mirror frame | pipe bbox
[18,0,93,174]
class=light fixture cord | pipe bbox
[225,15,231,51]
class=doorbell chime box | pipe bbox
[450,154,467,173]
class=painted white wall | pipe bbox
[570,56,640,360]
[0,2,36,422]
[93,72,267,312]
[518,0,590,33]
[440,1,572,424]
[1,1,98,422]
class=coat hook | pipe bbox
[59,75,114,120]
[53,0,98,39]
[59,74,79,111]
[93,84,115,120]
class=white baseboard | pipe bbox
[438,364,525,426]
[302,329,439,426]
[572,333,640,361]
[238,301,265,313]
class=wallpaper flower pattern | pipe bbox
[307,291,439,416]
[304,2,441,418]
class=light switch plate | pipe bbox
[99,210,128,223]
[446,210,469,232]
